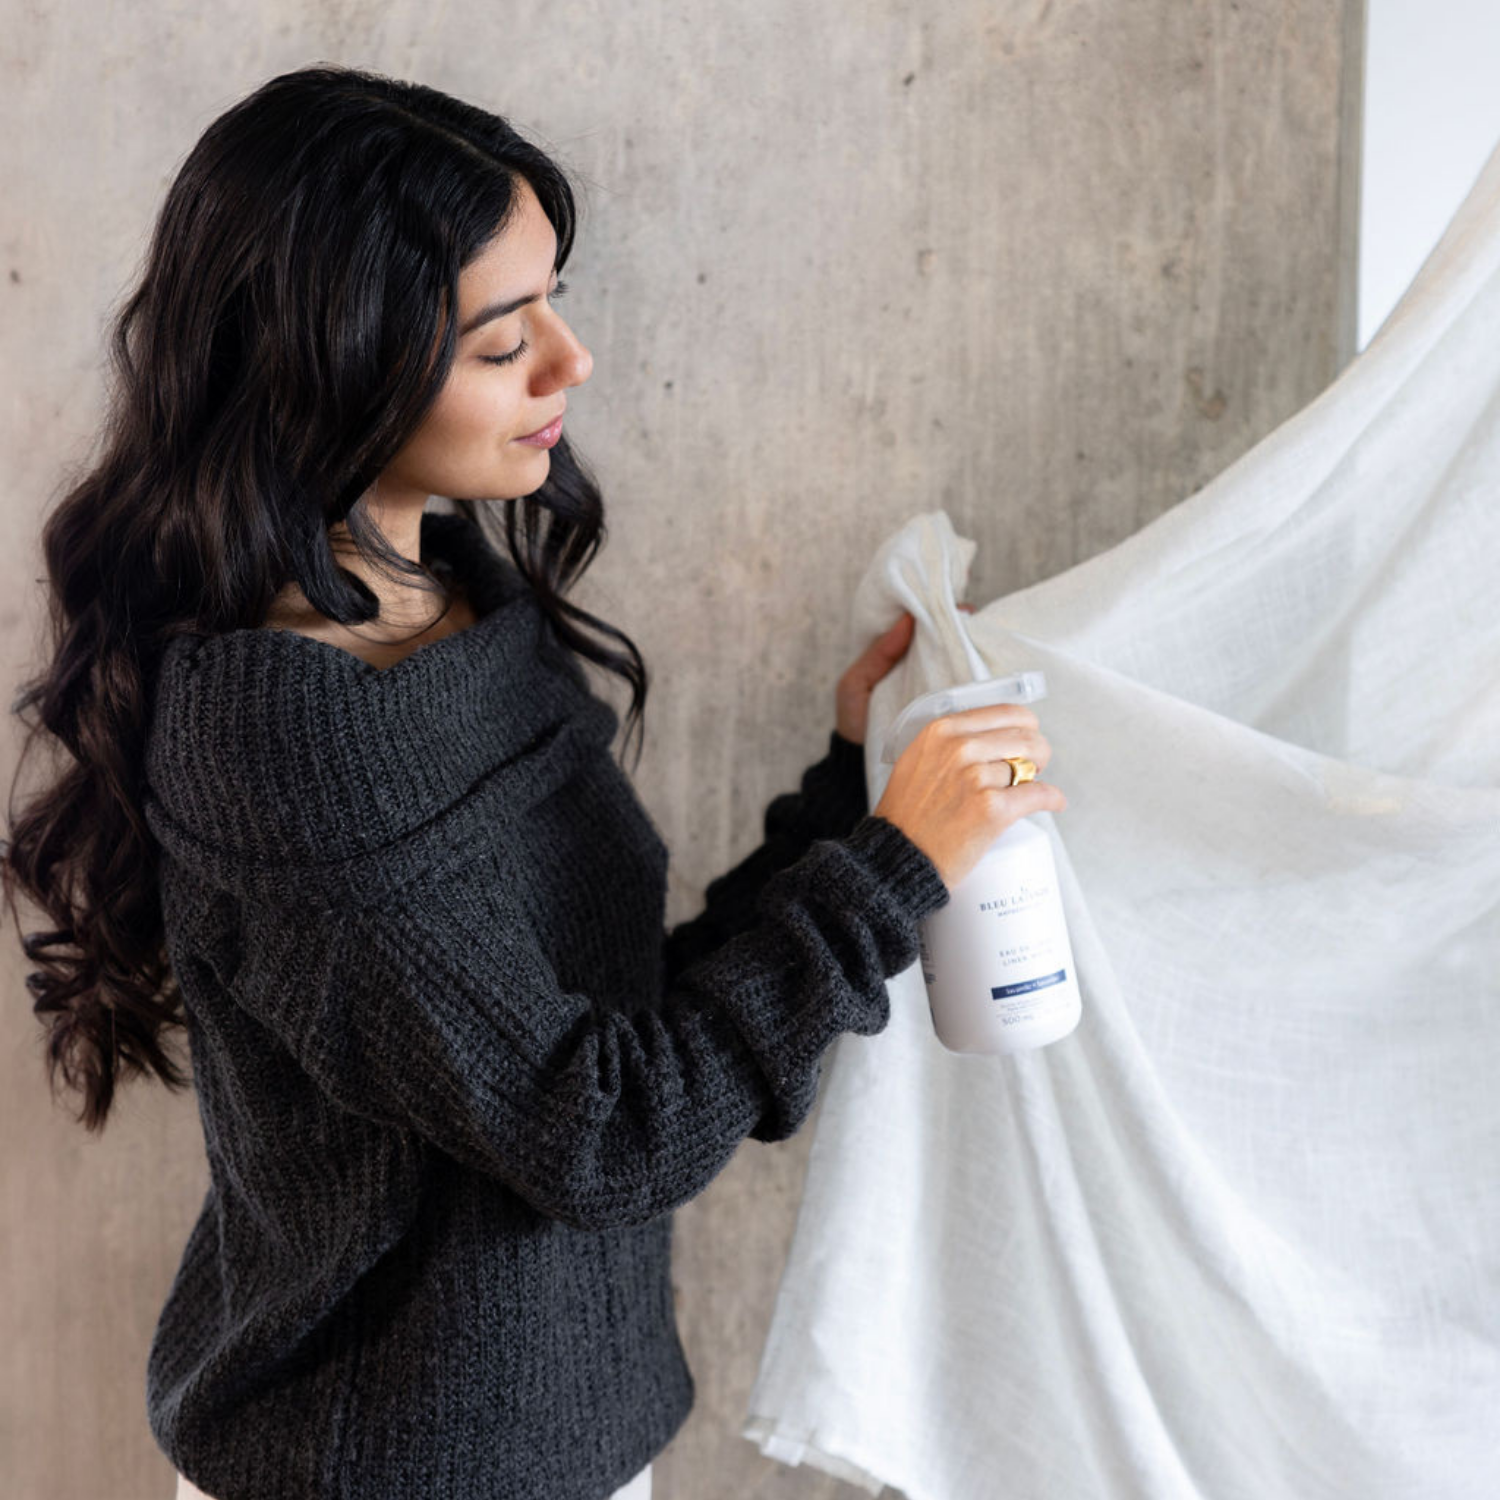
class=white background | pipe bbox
[1358,0,1500,350]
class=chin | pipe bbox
[502,472,552,502]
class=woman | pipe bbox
[3,65,1065,1500]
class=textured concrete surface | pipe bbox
[1,4,1362,1497]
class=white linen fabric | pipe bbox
[742,141,1500,1500]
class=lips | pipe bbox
[517,408,566,440]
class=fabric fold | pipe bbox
[742,140,1500,1500]
[142,509,618,912]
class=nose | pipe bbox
[540,311,592,391]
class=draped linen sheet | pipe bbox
[741,141,1500,1500]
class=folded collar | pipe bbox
[143,509,619,912]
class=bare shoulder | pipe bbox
[262,581,479,669]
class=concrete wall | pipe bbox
[1,4,1363,1497]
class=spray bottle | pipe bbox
[879,655,1082,1055]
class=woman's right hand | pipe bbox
[871,703,1067,892]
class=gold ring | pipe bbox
[1002,756,1037,787]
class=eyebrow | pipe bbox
[459,269,560,339]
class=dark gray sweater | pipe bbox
[141,508,951,1500]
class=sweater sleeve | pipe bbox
[662,729,871,983]
[218,812,948,1233]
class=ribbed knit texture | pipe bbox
[140,509,952,1500]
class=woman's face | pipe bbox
[376,174,593,506]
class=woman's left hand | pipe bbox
[835,605,975,746]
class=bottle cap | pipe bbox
[878,671,1049,765]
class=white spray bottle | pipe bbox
[879,660,1082,1055]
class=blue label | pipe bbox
[992,969,1068,999]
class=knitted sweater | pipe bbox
[140,508,951,1500]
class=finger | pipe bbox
[955,727,1048,771]
[933,702,1041,735]
[1013,780,1067,813]
[848,613,914,682]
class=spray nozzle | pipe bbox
[878,670,1049,766]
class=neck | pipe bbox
[270,499,452,640]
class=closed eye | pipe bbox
[481,280,570,366]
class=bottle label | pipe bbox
[919,831,1081,1043]
[991,968,1069,1000]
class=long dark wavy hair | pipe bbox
[2,63,648,1133]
